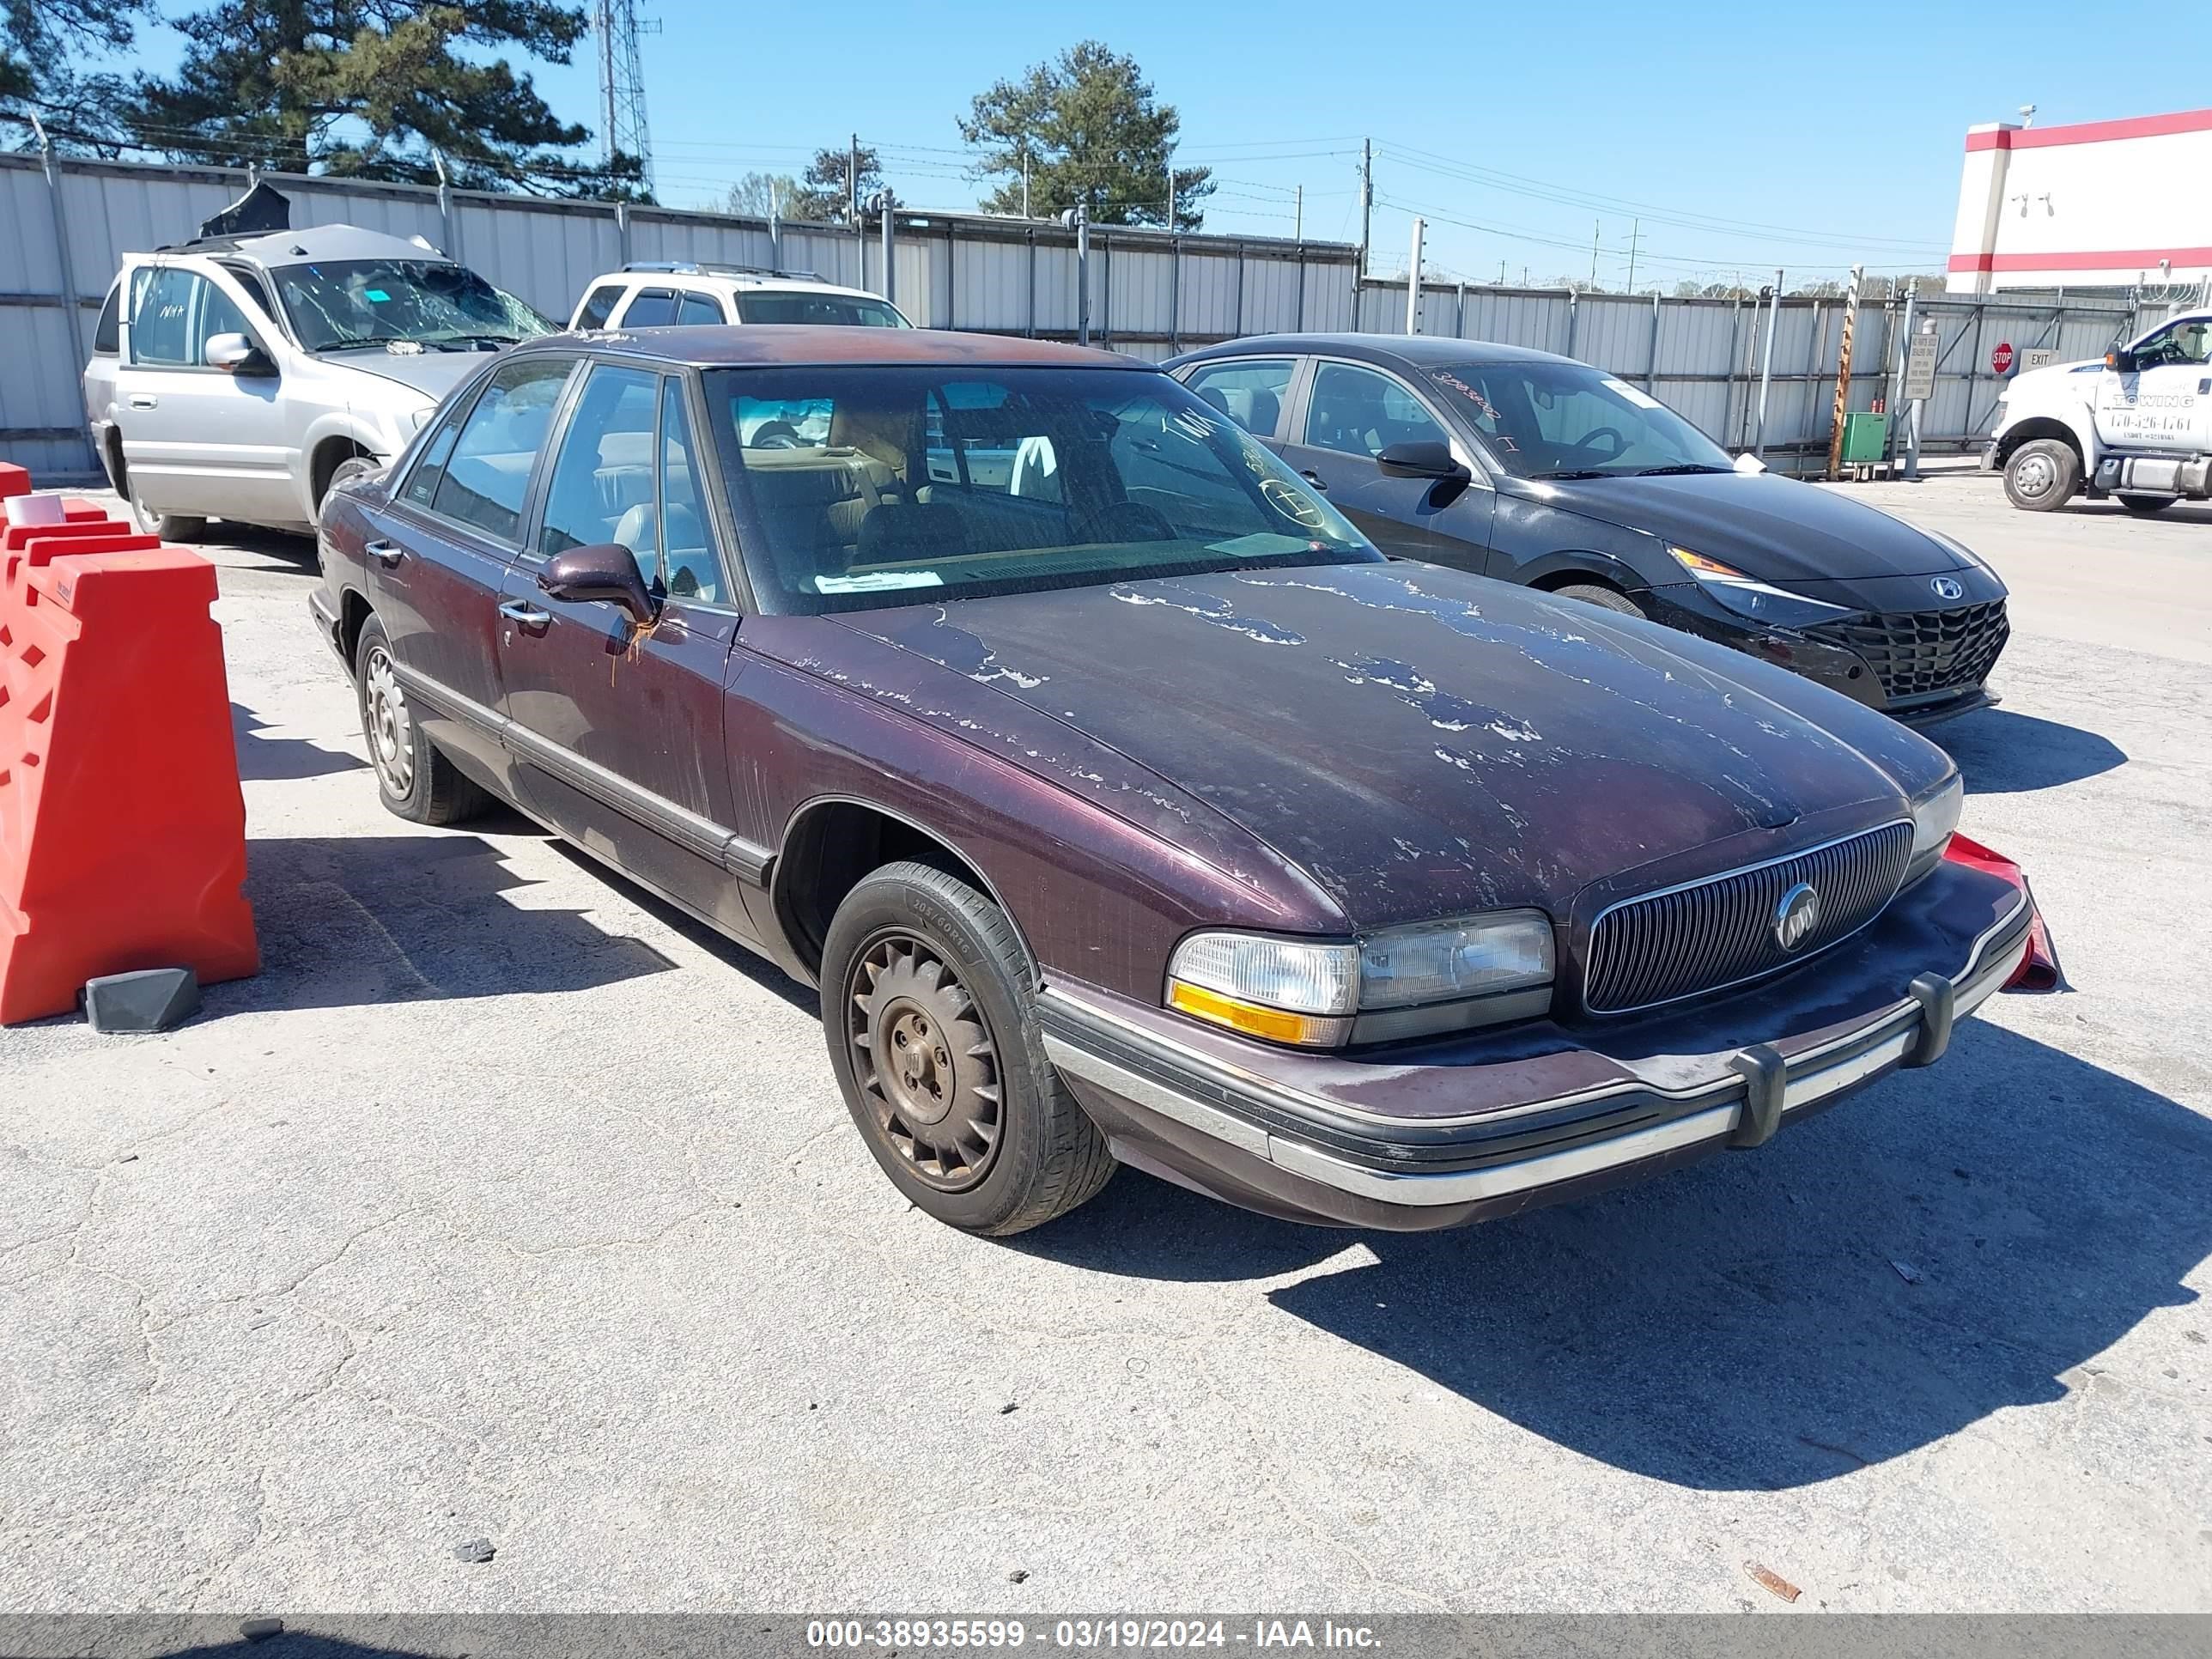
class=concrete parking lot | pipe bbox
[3,473,2207,1614]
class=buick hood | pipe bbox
[321,346,495,404]
[1530,469,1967,582]
[832,562,1945,928]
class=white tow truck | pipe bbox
[1985,310,2212,514]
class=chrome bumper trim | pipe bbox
[1046,897,2032,1212]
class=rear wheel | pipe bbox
[2118,494,2175,516]
[822,860,1114,1236]
[353,615,488,825]
[2002,438,2080,512]
[1552,582,1647,619]
[126,486,206,543]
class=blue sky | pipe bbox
[113,0,2210,288]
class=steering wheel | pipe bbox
[1565,427,1626,463]
[1074,500,1176,544]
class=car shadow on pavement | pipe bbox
[230,702,368,782]
[231,833,678,1011]
[1021,1018,2209,1492]
[1936,708,2127,794]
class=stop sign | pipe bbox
[1991,341,2015,374]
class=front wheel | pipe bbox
[1552,582,1647,619]
[2118,494,2175,516]
[821,860,1115,1236]
[2002,438,2081,512]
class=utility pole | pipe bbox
[1064,204,1090,345]
[1589,220,1601,291]
[1825,263,1865,480]
[1358,137,1372,280]
[848,134,860,226]
[593,0,655,193]
[1021,152,1030,218]
[1753,269,1784,459]
[1293,185,1303,243]
[1164,156,1176,234]
[1406,216,1425,334]
[871,190,898,306]
[1498,259,1507,285]
[1625,218,1641,294]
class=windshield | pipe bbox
[1425,361,1733,479]
[705,365,1379,614]
[273,258,556,352]
[734,292,910,327]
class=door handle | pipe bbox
[365,539,404,568]
[498,599,551,628]
[1300,470,1329,492]
[128,395,158,410]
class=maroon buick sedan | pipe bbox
[311,326,2034,1237]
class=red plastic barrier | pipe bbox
[0,526,258,1024]
[0,464,29,500]
[1943,833,2062,992]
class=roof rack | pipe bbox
[621,260,825,282]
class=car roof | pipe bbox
[155,222,450,270]
[1176,331,1579,370]
[601,268,884,301]
[530,325,1144,369]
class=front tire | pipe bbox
[2002,438,2081,512]
[353,615,488,826]
[821,860,1114,1236]
[1553,581,1647,619]
[319,456,382,524]
[2118,494,2174,516]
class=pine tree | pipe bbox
[959,43,1209,228]
[118,1,642,198]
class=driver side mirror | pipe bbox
[205,331,276,377]
[539,542,659,623]
[2106,347,2137,373]
[1376,440,1470,483]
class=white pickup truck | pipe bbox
[1984,310,2212,514]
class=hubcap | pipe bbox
[2014,453,2054,496]
[362,646,415,797]
[847,933,1002,1191]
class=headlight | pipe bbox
[1668,545,1856,628]
[1905,774,1963,886]
[1167,912,1555,1048]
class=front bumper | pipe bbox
[1042,866,2032,1231]
[1641,583,2006,728]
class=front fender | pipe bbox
[295,413,393,522]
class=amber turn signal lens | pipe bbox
[1167,980,1350,1048]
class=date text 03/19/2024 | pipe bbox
[804,1620,1382,1650]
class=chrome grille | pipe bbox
[1584,821,1914,1014]
[1809,600,2010,702]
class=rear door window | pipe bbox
[676,292,725,326]
[621,289,678,328]
[429,356,574,542]
[127,268,198,366]
[1183,359,1294,438]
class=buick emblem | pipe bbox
[1929,576,1966,600]
[1773,882,1820,952]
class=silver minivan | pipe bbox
[82,221,553,538]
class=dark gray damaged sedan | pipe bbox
[311,328,2039,1236]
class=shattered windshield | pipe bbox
[273,258,556,353]
[705,364,1380,615]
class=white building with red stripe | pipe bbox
[1948,106,2212,294]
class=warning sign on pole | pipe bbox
[1904,330,1938,401]
[1991,340,2015,374]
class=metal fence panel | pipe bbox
[0,151,2154,478]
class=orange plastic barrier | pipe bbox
[0,511,257,1024]
[0,464,29,500]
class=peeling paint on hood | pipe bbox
[823,562,1949,929]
